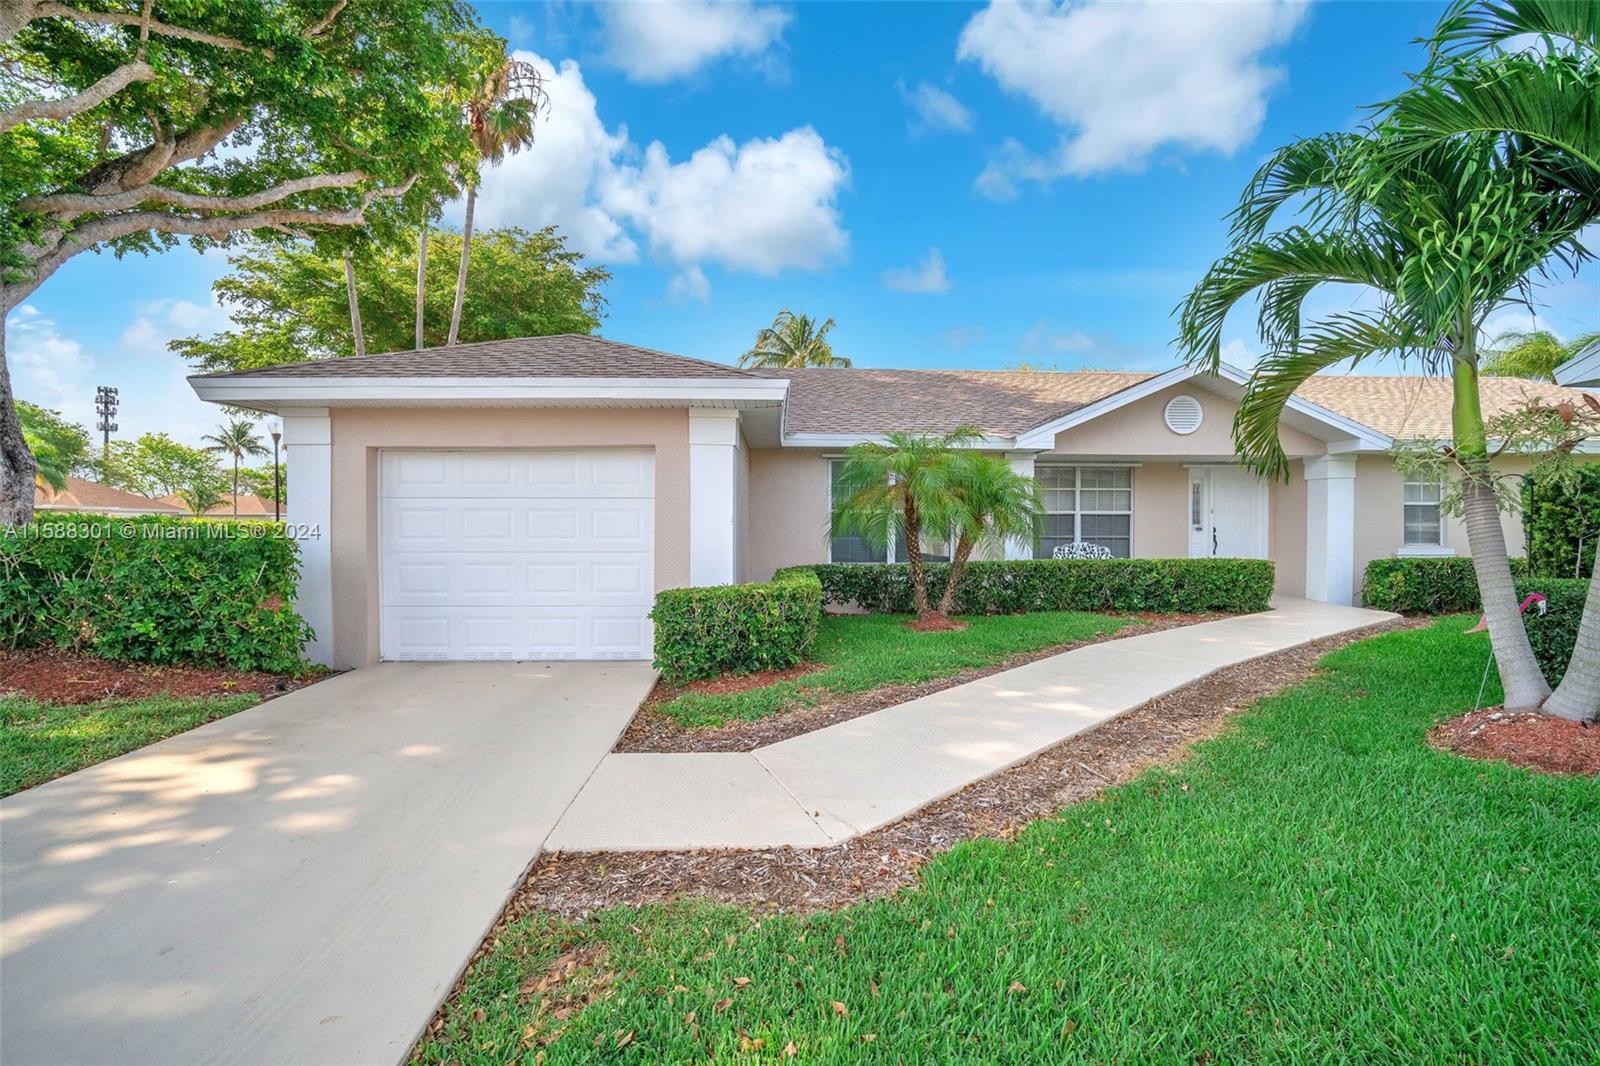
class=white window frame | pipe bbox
[825,458,957,564]
[1034,464,1134,559]
[1399,476,1450,556]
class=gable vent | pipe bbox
[1163,394,1204,435]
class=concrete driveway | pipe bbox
[0,661,653,1066]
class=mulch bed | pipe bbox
[617,613,1225,754]
[1429,707,1600,776]
[0,646,319,705]
[515,617,1417,922]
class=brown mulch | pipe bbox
[0,646,319,705]
[517,617,1418,922]
[1429,707,1600,776]
[652,662,825,700]
[617,613,1226,754]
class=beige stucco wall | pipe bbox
[1353,454,1534,584]
[745,447,831,580]
[327,407,690,668]
[1270,461,1308,597]
[1130,462,1188,558]
[1048,382,1327,458]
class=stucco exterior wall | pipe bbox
[1270,461,1308,597]
[327,407,691,668]
[745,447,831,580]
[1048,382,1327,458]
[1130,463,1188,558]
[1353,454,1534,584]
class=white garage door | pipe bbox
[379,449,654,661]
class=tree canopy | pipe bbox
[172,227,610,373]
[16,399,91,490]
[95,432,220,498]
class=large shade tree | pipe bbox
[1,0,499,524]
[1177,136,1596,716]
[739,310,852,368]
[171,227,609,374]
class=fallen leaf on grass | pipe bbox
[1008,981,1027,994]
[831,1001,849,1018]
[714,998,734,1013]
[733,976,751,988]
[783,1042,799,1057]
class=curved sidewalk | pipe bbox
[546,598,1397,852]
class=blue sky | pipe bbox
[10,0,1598,447]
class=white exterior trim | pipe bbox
[1554,347,1600,387]
[1013,361,1395,452]
[689,409,741,586]
[189,375,789,409]
[1397,545,1456,558]
[1303,454,1357,606]
[781,430,1017,449]
[281,408,333,666]
[1004,451,1037,560]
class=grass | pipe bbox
[1,692,260,797]
[657,610,1138,728]
[415,619,1600,1064]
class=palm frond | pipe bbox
[1430,0,1600,59]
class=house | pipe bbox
[188,334,1595,668]
[1555,347,1599,388]
[34,477,184,517]
[156,492,277,518]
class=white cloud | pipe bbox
[470,52,850,297]
[958,0,1308,195]
[881,247,951,293]
[1021,320,1095,354]
[668,265,711,304]
[898,80,974,135]
[597,0,790,83]
[1220,338,1260,369]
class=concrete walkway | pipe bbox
[546,598,1396,852]
[0,662,653,1066]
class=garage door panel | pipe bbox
[381,450,654,498]
[380,449,654,660]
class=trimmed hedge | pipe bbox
[1361,556,1530,615]
[1359,557,1582,684]
[1524,465,1600,579]
[0,513,313,673]
[809,558,1276,615]
[651,566,823,684]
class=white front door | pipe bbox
[1188,466,1269,559]
[379,449,654,661]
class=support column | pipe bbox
[1304,454,1357,605]
[281,407,334,666]
[1004,451,1038,561]
[689,409,740,586]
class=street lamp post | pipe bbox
[270,424,282,523]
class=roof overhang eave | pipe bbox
[187,375,791,412]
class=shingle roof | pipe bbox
[196,334,756,380]
[156,492,275,517]
[35,477,183,512]
[757,368,1153,436]
[1295,375,1591,439]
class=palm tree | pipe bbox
[935,452,1042,617]
[448,57,548,347]
[176,478,227,518]
[831,427,978,623]
[1177,129,1597,716]
[739,310,852,368]
[1481,329,1600,380]
[201,418,269,517]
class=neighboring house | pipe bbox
[33,477,184,517]
[189,334,1596,668]
[1555,347,1599,388]
[155,492,276,518]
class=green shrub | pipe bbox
[651,567,823,684]
[1361,556,1529,614]
[1360,558,1582,684]
[1523,465,1600,579]
[0,513,313,673]
[808,558,1276,615]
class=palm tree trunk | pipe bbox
[1541,569,1600,721]
[0,331,38,526]
[936,533,976,616]
[343,250,366,358]
[231,454,239,517]
[1452,342,1550,710]
[415,223,428,350]
[447,186,475,347]
[903,497,932,620]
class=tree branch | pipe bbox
[6,176,417,312]
[0,59,153,132]
[21,170,371,221]
[303,0,348,38]
[34,1,263,53]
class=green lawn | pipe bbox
[656,611,1139,728]
[1,693,260,797]
[415,619,1600,1064]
